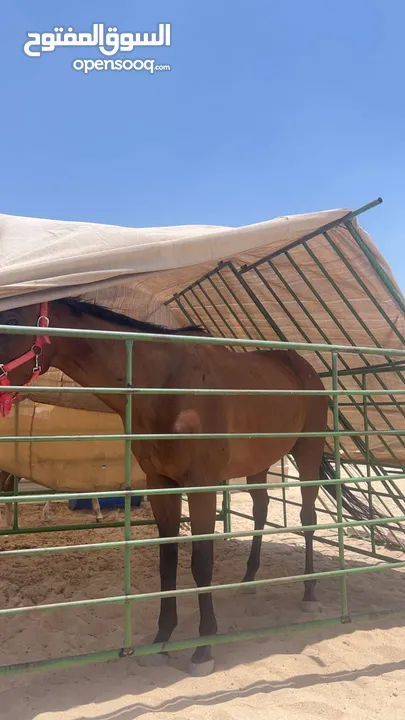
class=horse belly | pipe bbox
[224,394,306,479]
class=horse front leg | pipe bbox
[187,490,218,676]
[139,475,181,667]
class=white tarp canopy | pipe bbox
[0,205,401,322]
[1,202,404,466]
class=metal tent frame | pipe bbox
[165,198,405,557]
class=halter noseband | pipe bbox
[0,302,51,417]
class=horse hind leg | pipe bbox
[241,468,269,593]
[0,502,14,529]
[291,436,324,613]
[92,498,103,522]
[42,501,51,522]
[2,473,16,528]
[4,502,14,527]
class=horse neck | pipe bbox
[48,306,174,413]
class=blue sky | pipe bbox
[1,0,404,290]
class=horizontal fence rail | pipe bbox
[3,473,405,504]
[1,321,405,355]
[2,514,405,560]
[1,430,405,444]
[2,560,405,618]
[4,385,405,396]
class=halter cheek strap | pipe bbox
[0,303,51,418]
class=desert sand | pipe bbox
[1,483,405,720]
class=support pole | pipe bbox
[332,352,350,623]
[222,480,231,534]
[120,339,134,656]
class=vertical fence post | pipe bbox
[12,475,19,531]
[281,457,288,528]
[120,339,134,656]
[363,374,376,554]
[12,403,20,530]
[222,480,231,534]
[332,352,350,623]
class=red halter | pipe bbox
[0,302,51,418]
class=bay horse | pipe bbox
[0,298,369,675]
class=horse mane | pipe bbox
[55,297,208,336]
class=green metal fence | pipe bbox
[1,323,405,675]
[1,198,404,675]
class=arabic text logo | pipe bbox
[23,23,171,58]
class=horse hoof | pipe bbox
[300,600,323,614]
[241,584,257,595]
[138,652,169,667]
[189,658,215,677]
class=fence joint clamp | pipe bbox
[119,647,134,658]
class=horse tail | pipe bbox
[319,457,384,522]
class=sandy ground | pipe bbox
[1,484,405,720]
